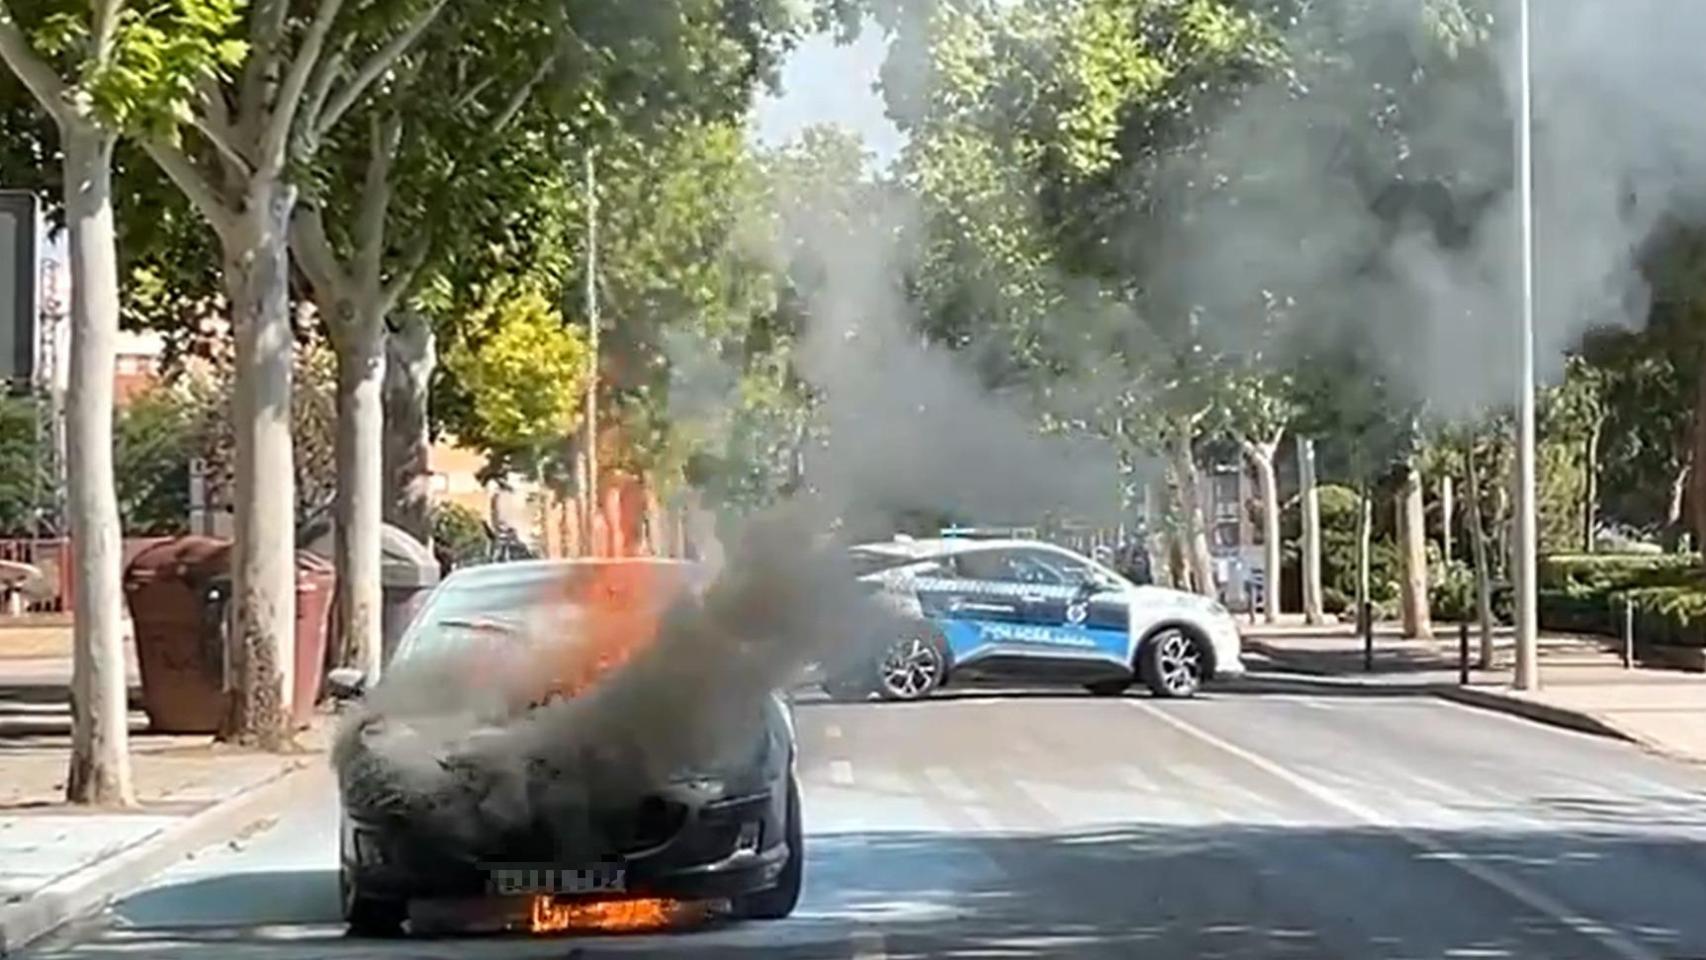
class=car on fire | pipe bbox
[328,558,803,937]
[821,537,1244,701]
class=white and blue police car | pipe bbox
[826,537,1244,701]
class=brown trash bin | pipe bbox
[125,538,338,734]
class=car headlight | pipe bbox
[668,772,727,799]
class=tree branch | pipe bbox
[315,0,447,140]
[261,0,345,173]
[239,0,290,138]
[297,40,348,154]
[491,49,558,134]
[354,111,400,291]
[289,202,352,315]
[142,139,236,244]
[191,78,256,180]
[380,232,430,317]
[0,2,70,125]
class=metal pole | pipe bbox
[1622,595,1634,670]
[1512,0,1541,692]
[582,149,600,556]
[1362,601,1374,673]
[1459,621,1470,685]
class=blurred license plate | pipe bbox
[483,862,627,895]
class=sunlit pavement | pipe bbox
[25,682,1706,959]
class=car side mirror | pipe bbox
[326,667,368,702]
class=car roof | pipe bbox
[436,557,701,590]
[849,538,1069,561]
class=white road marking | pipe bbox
[851,929,887,959]
[1126,701,1663,960]
[921,766,1005,831]
[829,760,855,786]
[825,724,843,740]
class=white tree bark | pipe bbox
[1356,484,1372,623]
[1170,427,1217,598]
[1298,438,1324,625]
[1242,439,1283,624]
[61,124,135,806]
[1398,460,1434,640]
[1441,474,1456,565]
[334,309,385,679]
[222,185,298,747]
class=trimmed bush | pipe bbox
[1537,553,1706,647]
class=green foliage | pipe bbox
[0,393,51,536]
[1537,553,1706,648]
[439,284,589,477]
[113,385,195,535]
[1316,483,1399,610]
[1539,553,1702,594]
[429,500,489,570]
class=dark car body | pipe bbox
[333,559,802,934]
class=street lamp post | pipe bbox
[1513,0,1540,691]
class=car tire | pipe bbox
[1084,679,1131,697]
[1141,627,1205,699]
[340,862,406,938]
[874,627,947,701]
[733,774,804,920]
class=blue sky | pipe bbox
[751,24,904,166]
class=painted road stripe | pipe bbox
[1127,700,1663,960]
[829,760,855,786]
[851,929,887,959]
[824,724,843,740]
[921,766,1005,832]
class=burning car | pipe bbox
[329,558,803,936]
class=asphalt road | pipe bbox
[25,681,1706,959]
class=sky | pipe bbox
[751,23,904,167]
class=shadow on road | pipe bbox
[27,820,1706,959]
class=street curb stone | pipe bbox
[1240,638,1650,750]
[0,759,316,957]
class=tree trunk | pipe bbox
[61,125,134,806]
[220,183,298,749]
[1440,475,1455,565]
[1142,480,1168,588]
[1583,416,1602,553]
[1466,439,1496,668]
[382,312,435,545]
[334,308,385,681]
[1398,459,1434,639]
[1356,482,1372,622]
[1691,366,1706,553]
[1245,443,1282,624]
[1298,438,1324,625]
[1170,428,1217,598]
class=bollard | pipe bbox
[1623,596,1635,670]
[1361,601,1374,673]
[1459,621,1470,685]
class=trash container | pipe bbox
[126,537,336,734]
[301,521,441,673]
[379,525,440,664]
[124,537,231,734]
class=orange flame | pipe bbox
[535,561,676,699]
[527,896,694,933]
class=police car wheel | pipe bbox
[876,632,945,701]
[1142,628,1204,699]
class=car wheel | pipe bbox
[1085,679,1131,697]
[340,863,406,938]
[734,774,804,920]
[875,630,946,701]
[1142,627,1204,698]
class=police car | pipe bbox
[827,537,1244,701]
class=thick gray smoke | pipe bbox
[1158,0,1706,416]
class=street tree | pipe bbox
[135,0,449,746]
[0,0,243,801]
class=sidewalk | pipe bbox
[0,619,327,955]
[1241,617,1706,766]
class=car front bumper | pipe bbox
[1206,615,1246,677]
[342,784,790,905]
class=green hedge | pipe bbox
[1537,554,1706,648]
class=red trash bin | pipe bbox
[125,538,337,733]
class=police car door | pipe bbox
[1016,548,1132,665]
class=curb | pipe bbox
[0,759,317,957]
[1241,639,1646,749]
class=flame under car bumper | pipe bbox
[342,786,790,904]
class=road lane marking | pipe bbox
[825,724,843,740]
[829,760,855,786]
[921,766,1005,831]
[1127,700,1663,960]
[851,929,887,959]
